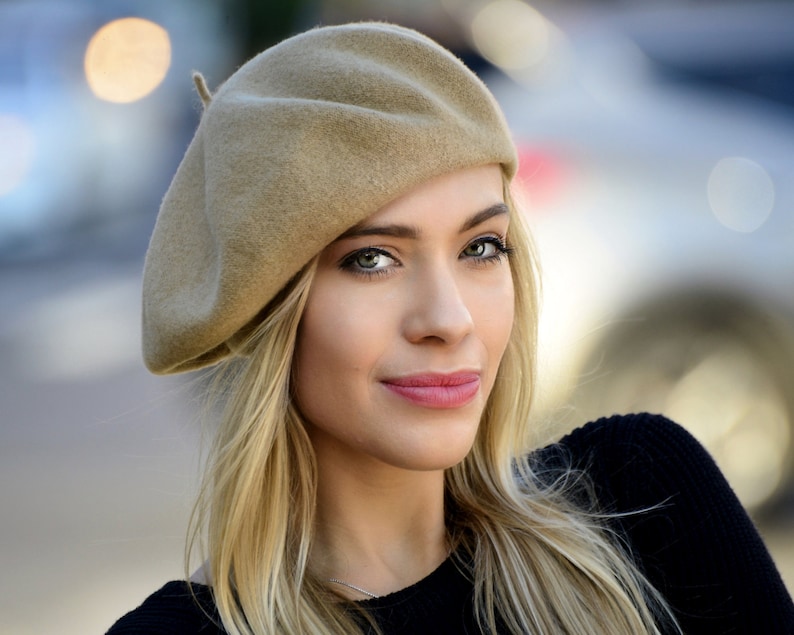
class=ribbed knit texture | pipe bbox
[106,414,794,634]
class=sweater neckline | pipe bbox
[186,552,462,604]
[356,553,462,606]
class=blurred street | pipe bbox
[0,255,792,635]
[3,1,793,633]
[0,256,200,634]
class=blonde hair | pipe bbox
[187,183,678,634]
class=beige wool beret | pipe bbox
[142,21,517,374]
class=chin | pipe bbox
[382,440,475,472]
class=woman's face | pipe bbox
[293,164,514,472]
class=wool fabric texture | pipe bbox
[142,22,517,374]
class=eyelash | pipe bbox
[338,235,513,278]
[466,236,514,266]
[338,247,396,279]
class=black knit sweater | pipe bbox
[106,414,794,634]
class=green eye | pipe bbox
[356,250,382,269]
[464,241,487,257]
[339,247,397,275]
[464,240,499,258]
[461,237,511,263]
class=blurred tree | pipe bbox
[223,0,310,60]
[218,0,490,76]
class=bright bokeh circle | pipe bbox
[85,17,171,104]
[707,156,774,233]
[471,0,551,71]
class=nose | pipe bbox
[402,266,475,345]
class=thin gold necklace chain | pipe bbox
[327,578,379,599]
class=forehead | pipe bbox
[343,164,505,235]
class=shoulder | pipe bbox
[106,581,222,634]
[535,413,794,633]
[535,412,720,512]
[556,411,706,471]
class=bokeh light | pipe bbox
[470,0,551,71]
[707,156,775,233]
[0,114,36,197]
[84,17,171,104]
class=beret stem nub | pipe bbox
[192,71,212,109]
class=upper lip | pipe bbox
[381,372,480,387]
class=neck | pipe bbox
[311,454,449,598]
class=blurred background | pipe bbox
[1,0,792,632]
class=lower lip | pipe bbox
[381,376,481,409]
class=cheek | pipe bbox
[292,286,385,413]
[505,280,516,341]
[294,302,345,401]
[476,273,515,353]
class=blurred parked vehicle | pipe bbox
[480,1,794,512]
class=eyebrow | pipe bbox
[336,202,509,241]
[459,202,509,232]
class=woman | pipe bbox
[108,22,793,634]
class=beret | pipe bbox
[142,21,517,374]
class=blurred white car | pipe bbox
[484,2,794,511]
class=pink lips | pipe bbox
[381,373,481,409]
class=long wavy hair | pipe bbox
[187,181,679,634]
